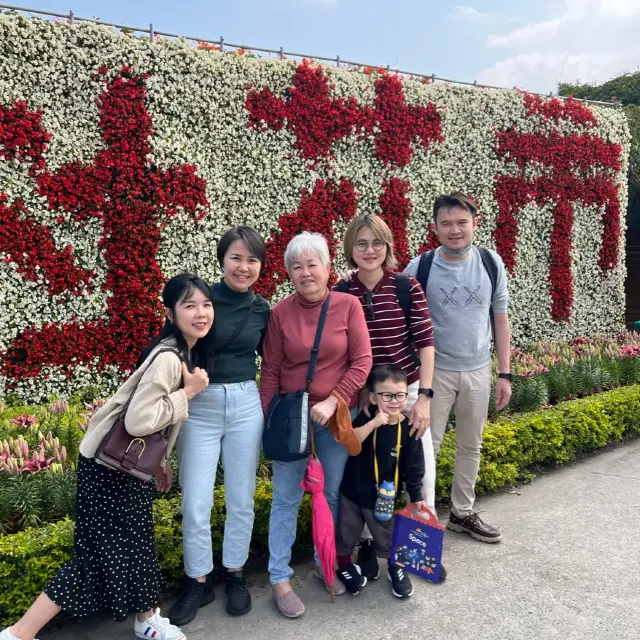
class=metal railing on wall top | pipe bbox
[0,3,621,108]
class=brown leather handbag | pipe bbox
[96,347,183,482]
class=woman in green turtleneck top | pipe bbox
[169,227,270,627]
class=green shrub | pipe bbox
[0,519,75,626]
[2,385,640,626]
[0,478,312,626]
[436,384,640,500]
[510,375,550,412]
[0,469,77,534]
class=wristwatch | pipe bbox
[418,388,434,399]
[498,373,513,382]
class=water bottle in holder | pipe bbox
[375,479,396,521]
[373,416,402,522]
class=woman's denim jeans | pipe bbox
[178,381,263,577]
[268,423,349,585]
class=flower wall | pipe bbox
[0,14,630,401]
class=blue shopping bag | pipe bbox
[390,503,445,584]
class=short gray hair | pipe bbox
[284,232,331,273]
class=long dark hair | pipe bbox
[136,273,213,369]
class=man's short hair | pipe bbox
[433,192,478,222]
[367,364,408,391]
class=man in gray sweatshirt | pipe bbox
[404,192,512,543]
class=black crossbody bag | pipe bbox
[262,295,331,462]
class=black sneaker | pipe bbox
[168,575,215,626]
[438,563,447,583]
[387,563,413,598]
[225,570,252,615]
[337,562,367,595]
[356,540,380,580]
[447,512,502,543]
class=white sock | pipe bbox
[5,629,23,640]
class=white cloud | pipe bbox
[450,5,486,20]
[477,0,640,93]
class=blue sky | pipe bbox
[27,0,640,93]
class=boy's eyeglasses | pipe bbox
[373,392,408,403]
[355,240,386,252]
[362,290,375,320]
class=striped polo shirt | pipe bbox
[337,270,434,384]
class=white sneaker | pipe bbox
[134,609,186,640]
[0,629,37,640]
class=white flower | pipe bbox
[0,13,630,400]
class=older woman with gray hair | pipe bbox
[259,232,372,618]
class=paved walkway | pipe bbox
[43,440,640,640]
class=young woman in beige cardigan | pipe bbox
[1,274,213,640]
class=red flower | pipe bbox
[254,178,358,300]
[247,61,443,287]
[379,177,413,268]
[246,60,370,166]
[0,70,209,384]
[523,93,596,128]
[246,61,441,168]
[494,93,622,322]
[371,74,442,168]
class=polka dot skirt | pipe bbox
[44,455,162,622]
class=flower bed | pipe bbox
[503,333,640,414]
[2,333,639,534]
[0,13,630,402]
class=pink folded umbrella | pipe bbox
[300,453,336,602]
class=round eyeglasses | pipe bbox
[373,392,408,403]
[355,240,386,253]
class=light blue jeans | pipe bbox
[268,423,349,585]
[178,381,263,577]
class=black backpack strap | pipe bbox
[334,279,350,293]
[395,274,421,368]
[395,273,412,323]
[478,248,498,298]
[415,250,435,294]
[305,294,331,391]
[478,247,498,343]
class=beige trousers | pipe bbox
[406,381,436,512]
[430,364,492,518]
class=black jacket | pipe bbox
[340,406,425,510]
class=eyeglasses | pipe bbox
[362,290,375,320]
[354,240,386,253]
[373,392,408,403]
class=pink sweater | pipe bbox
[260,291,372,412]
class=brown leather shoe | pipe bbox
[447,512,502,543]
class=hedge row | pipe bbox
[0,480,312,626]
[3,384,640,625]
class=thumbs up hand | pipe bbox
[182,362,209,400]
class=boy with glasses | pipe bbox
[336,365,426,599]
